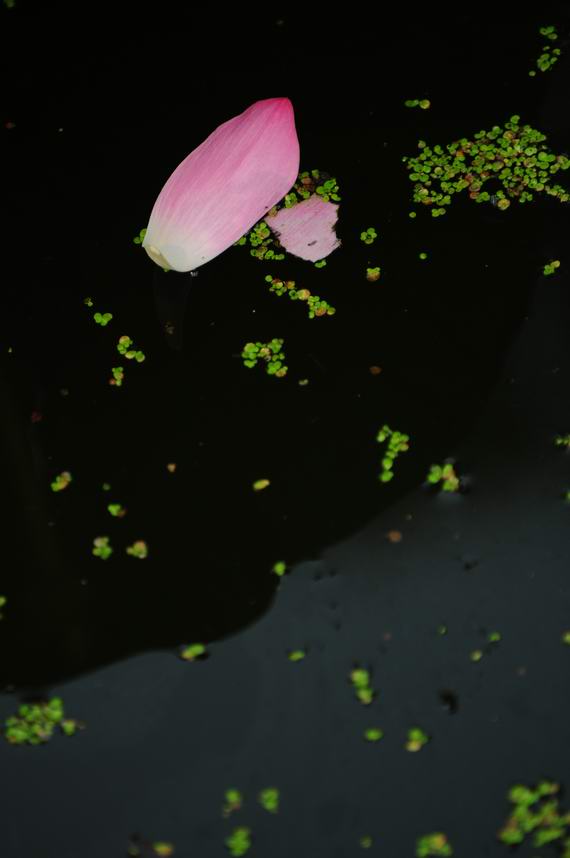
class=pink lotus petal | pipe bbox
[143,98,300,273]
[266,195,340,262]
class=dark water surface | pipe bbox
[1,7,569,857]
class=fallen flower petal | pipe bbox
[266,195,340,262]
[143,98,300,273]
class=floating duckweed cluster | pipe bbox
[271,560,287,577]
[92,535,112,559]
[416,833,453,857]
[4,697,82,745]
[51,470,72,492]
[236,221,285,261]
[107,502,126,518]
[264,275,336,318]
[350,667,375,705]
[544,259,561,275]
[258,788,280,814]
[180,643,206,662]
[109,366,124,387]
[252,478,270,491]
[405,727,430,752]
[94,312,113,326]
[225,827,251,857]
[427,462,461,492]
[555,434,570,448]
[360,227,377,245]
[223,789,243,817]
[363,727,384,742]
[242,339,287,377]
[288,649,306,662]
[529,26,561,76]
[497,780,570,850]
[405,98,431,110]
[366,266,381,282]
[377,425,410,483]
[126,540,148,559]
[314,259,327,268]
[404,116,570,216]
[0,596,6,619]
[283,169,341,207]
[133,228,147,245]
[360,836,373,849]
[117,335,146,363]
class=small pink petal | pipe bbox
[266,195,340,262]
[143,98,300,273]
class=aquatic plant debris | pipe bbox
[366,267,381,282]
[4,697,83,745]
[0,596,6,619]
[107,503,126,518]
[180,643,206,661]
[225,826,251,856]
[258,788,280,813]
[142,98,299,272]
[117,335,146,362]
[404,116,570,216]
[405,98,431,109]
[350,667,375,705]
[544,259,561,275]
[360,227,377,245]
[405,727,430,752]
[109,366,124,387]
[126,540,148,559]
[377,425,410,483]
[364,727,384,742]
[133,228,146,245]
[416,833,453,857]
[288,650,306,662]
[264,275,336,318]
[266,195,340,262]
[426,462,461,492]
[51,470,72,492]
[253,478,270,491]
[497,780,570,848]
[94,312,113,326]
[92,536,112,559]
[242,340,287,377]
[529,25,561,76]
[223,789,243,817]
[271,560,287,576]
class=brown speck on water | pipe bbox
[386,530,402,543]
[369,366,382,375]
[166,463,177,473]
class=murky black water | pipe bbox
[1,7,569,858]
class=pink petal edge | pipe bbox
[143,98,300,273]
[266,195,340,262]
